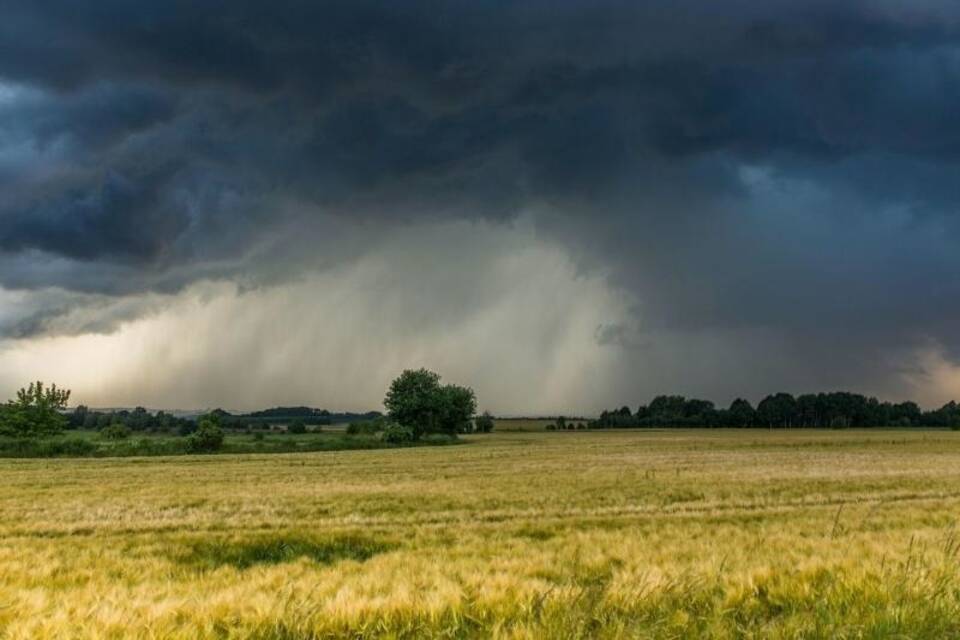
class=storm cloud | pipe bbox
[2,0,960,408]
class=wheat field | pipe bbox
[2,429,960,638]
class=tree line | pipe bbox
[592,392,960,429]
[0,371,493,456]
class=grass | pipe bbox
[177,534,397,570]
[1,429,960,637]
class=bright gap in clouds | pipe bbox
[0,220,635,414]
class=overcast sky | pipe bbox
[2,1,960,412]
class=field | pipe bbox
[2,429,960,638]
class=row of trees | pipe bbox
[593,392,960,429]
[0,382,228,451]
[67,405,195,433]
[1,372,493,447]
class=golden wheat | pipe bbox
[1,429,960,638]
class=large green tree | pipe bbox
[0,381,71,438]
[384,369,476,439]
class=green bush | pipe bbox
[346,419,384,435]
[185,420,224,453]
[381,423,416,444]
[101,423,131,440]
[287,420,307,434]
[474,411,495,433]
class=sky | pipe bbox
[2,0,960,413]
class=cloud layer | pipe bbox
[2,1,960,408]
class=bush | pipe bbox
[546,424,556,431]
[381,423,416,444]
[252,432,265,441]
[474,411,495,433]
[101,423,131,440]
[347,420,383,435]
[185,419,224,453]
[287,420,307,434]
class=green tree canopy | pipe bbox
[384,369,476,439]
[0,381,71,438]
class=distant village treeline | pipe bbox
[592,393,960,429]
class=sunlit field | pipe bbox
[3,429,960,638]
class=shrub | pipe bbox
[381,423,416,444]
[101,423,131,440]
[287,420,307,435]
[252,432,265,441]
[474,411,495,433]
[546,424,556,431]
[185,419,224,453]
[347,420,384,435]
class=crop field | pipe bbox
[2,429,960,638]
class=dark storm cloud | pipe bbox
[3,0,960,398]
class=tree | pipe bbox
[727,398,755,427]
[474,411,495,433]
[69,405,89,429]
[757,393,798,428]
[384,369,442,439]
[438,384,476,434]
[384,369,477,439]
[648,396,686,423]
[0,381,71,438]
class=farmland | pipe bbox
[2,429,960,638]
